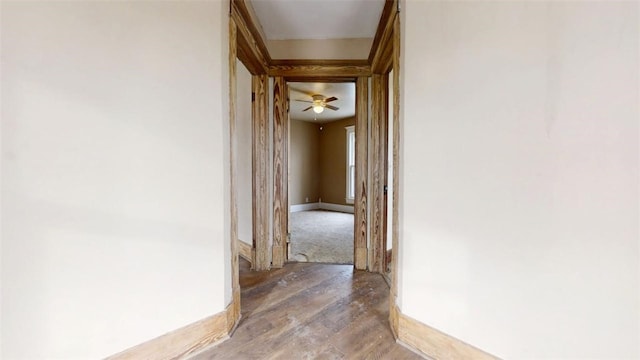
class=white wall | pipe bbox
[400,1,639,358]
[1,1,230,358]
[236,60,253,246]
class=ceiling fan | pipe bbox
[295,94,339,114]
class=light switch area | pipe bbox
[305,197,309,203]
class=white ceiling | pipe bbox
[289,82,355,123]
[250,0,385,40]
[250,1,376,124]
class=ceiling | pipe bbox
[289,82,355,123]
[250,0,385,40]
[249,1,381,123]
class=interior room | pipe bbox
[1,0,638,359]
[288,82,356,264]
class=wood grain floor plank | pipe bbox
[193,259,423,360]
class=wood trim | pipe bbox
[107,297,242,360]
[237,0,269,48]
[368,0,396,63]
[252,74,270,271]
[238,240,252,264]
[232,0,271,63]
[397,310,498,360]
[236,33,266,75]
[354,76,368,270]
[272,76,288,268]
[226,287,241,336]
[389,10,401,331]
[231,0,270,74]
[369,74,381,272]
[269,60,371,79]
[275,76,361,84]
[369,0,398,72]
[390,302,400,339]
[270,59,370,67]
[278,77,360,83]
[372,33,394,74]
[381,80,390,273]
[228,17,242,335]
[369,74,389,273]
[371,2,397,275]
[106,313,227,360]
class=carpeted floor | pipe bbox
[289,210,354,264]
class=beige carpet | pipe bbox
[289,210,354,264]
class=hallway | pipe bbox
[193,259,421,359]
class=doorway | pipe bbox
[287,82,356,264]
[228,0,402,337]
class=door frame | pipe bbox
[366,1,402,336]
[228,0,400,272]
[228,0,401,331]
[275,75,369,270]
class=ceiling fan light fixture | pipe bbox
[313,104,324,114]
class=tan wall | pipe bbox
[319,117,355,205]
[289,120,321,205]
[267,38,372,60]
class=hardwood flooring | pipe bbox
[192,258,422,360]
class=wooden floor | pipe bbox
[193,258,422,360]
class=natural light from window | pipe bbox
[346,125,355,204]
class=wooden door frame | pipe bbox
[271,76,287,268]
[369,73,389,274]
[271,73,369,270]
[369,0,398,276]
[229,0,401,338]
[382,8,402,340]
[366,0,401,335]
[230,0,272,274]
[229,0,400,273]
[228,1,271,334]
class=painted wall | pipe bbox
[236,60,253,246]
[400,1,639,358]
[386,70,394,251]
[267,38,372,60]
[320,118,356,206]
[289,120,321,206]
[1,1,230,358]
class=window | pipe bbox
[346,125,355,204]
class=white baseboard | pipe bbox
[290,203,320,212]
[319,202,354,214]
[290,202,354,214]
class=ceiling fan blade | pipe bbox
[289,86,316,97]
[295,99,313,103]
[302,106,313,112]
[324,96,338,103]
[326,104,339,111]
